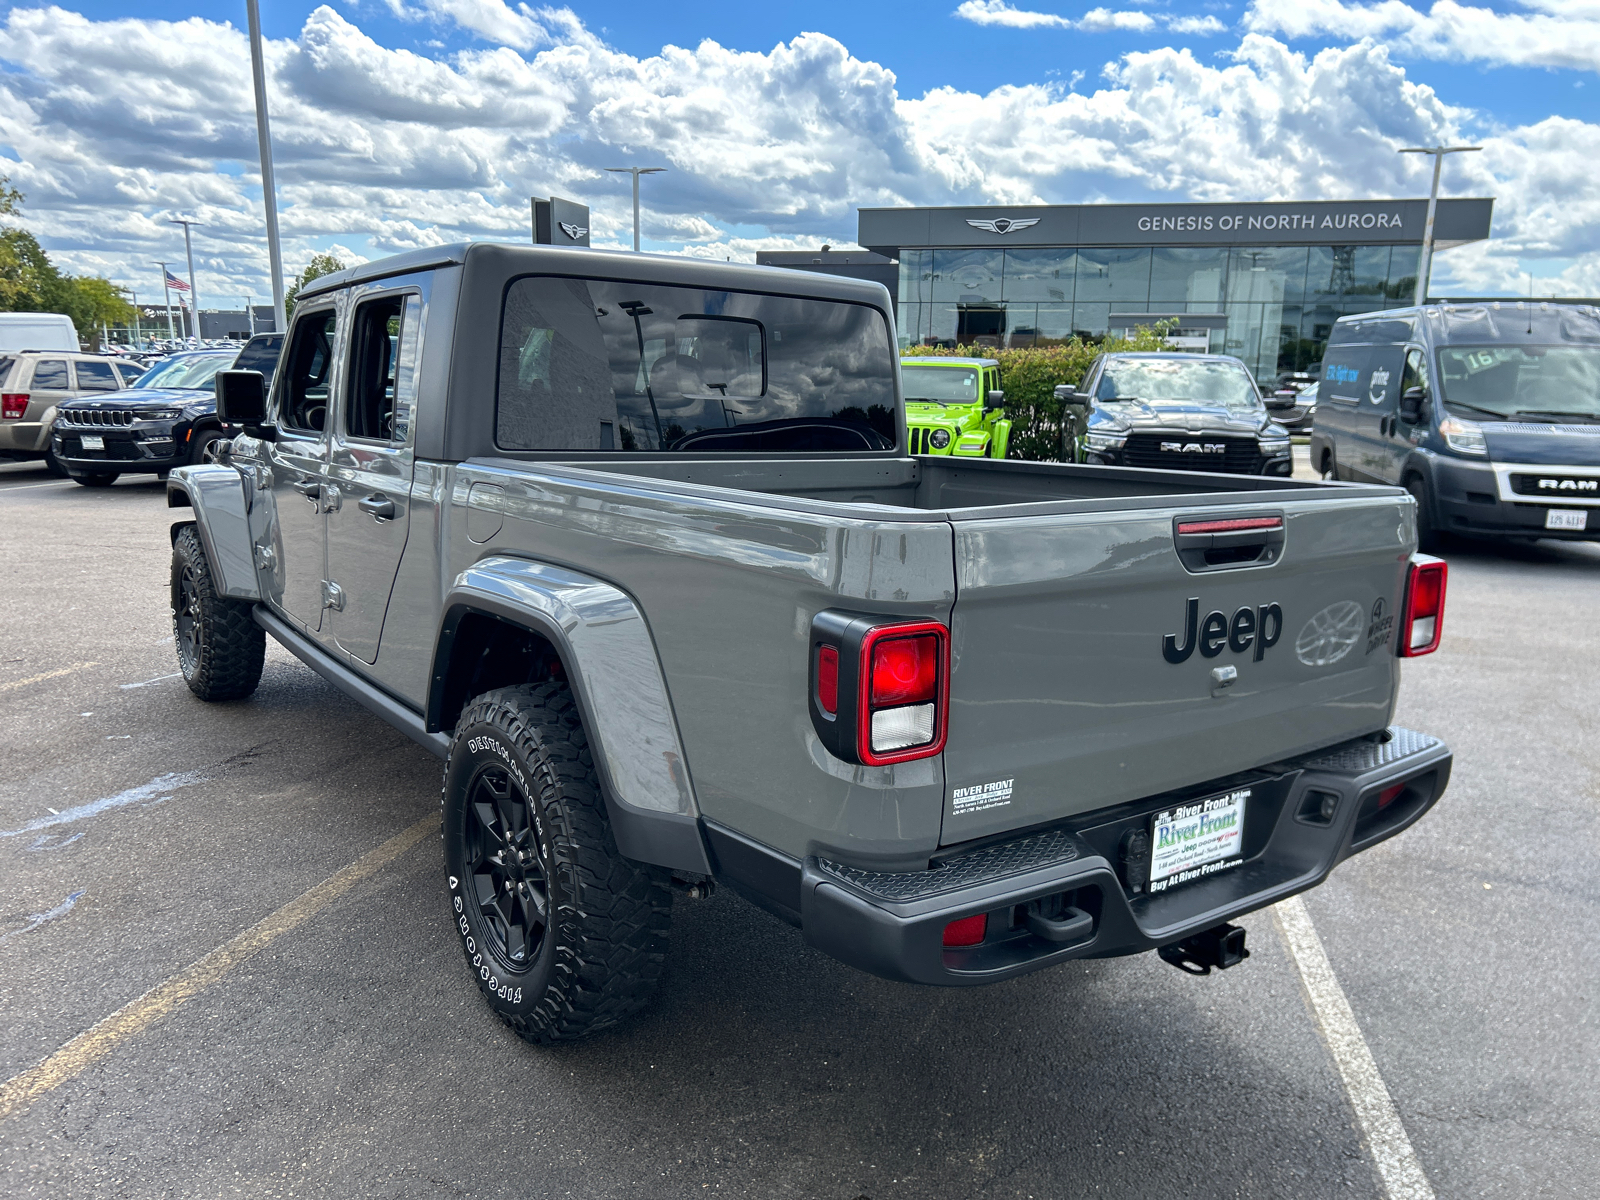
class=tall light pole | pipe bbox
[153,261,177,341]
[169,218,201,340]
[1400,145,1481,306]
[605,166,666,251]
[246,0,287,332]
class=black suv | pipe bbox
[54,334,282,487]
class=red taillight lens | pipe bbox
[1377,784,1405,809]
[1400,556,1447,657]
[1,393,28,419]
[816,645,838,715]
[943,913,987,947]
[870,634,939,706]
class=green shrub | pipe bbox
[902,325,1174,461]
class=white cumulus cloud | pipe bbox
[1243,0,1600,73]
[0,5,1592,303]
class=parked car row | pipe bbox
[0,330,283,485]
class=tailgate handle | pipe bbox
[1175,515,1284,572]
[1026,905,1094,944]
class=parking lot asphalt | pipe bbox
[1,460,1596,1199]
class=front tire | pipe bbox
[170,524,265,700]
[443,683,672,1044]
[191,428,226,465]
[43,448,68,478]
[1405,474,1442,554]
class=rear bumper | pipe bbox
[797,726,1450,985]
[0,421,49,453]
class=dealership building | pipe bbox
[766,198,1494,382]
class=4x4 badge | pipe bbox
[1163,597,1283,664]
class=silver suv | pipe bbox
[0,351,144,474]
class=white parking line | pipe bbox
[1275,896,1435,1200]
[0,479,75,494]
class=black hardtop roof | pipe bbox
[299,242,895,307]
[900,356,999,367]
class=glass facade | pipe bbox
[895,244,1421,382]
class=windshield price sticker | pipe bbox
[1148,788,1249,891]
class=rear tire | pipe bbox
[171,524,265,701]
[443,682,672,1043]
[72,472,118,488]
[1319,450,1337,481]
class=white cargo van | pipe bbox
[0,312,79,353]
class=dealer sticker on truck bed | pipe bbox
[1148,788,1249,892]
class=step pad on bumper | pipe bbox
[817,827,1081,903]
[1292,727,1440,773]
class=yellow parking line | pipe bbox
[0,662,99,694]
[0,815,434,1123]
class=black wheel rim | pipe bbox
[463,764,548,973]
[175,562,203,673]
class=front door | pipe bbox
[1383,346,1431,480]
[325,291,422,664]
[263,305,340,632]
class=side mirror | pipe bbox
[215,370,271,434]
[1399,385,1426,424]
[986,389,1005,411]
[1265,393,1297,411]
[1053,384,1072,402]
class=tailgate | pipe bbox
[941,491,1412,844]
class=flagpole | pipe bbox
[170,218,201,343]
[154,261,176,341]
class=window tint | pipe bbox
[0,356,14,387]
[903,365,979,402]
[1400,349,1429,396]
[278,310,338,433]
[115,361,147,385]
[497,277,896,452]
[31,359,69,389]
[345,296,409,441]
[75,360,120,392]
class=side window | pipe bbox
[1401,348,1429,396]
[344,294,414,442]
[277,309,338,433]
[115,361,147,385]
[31,359,69,389]
[75,361,120,392]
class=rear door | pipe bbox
[324,288,422,664]
[72,359,122,395]
[940,492,1410,843]
[26,356,74,420]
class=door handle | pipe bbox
[291,479,320,504]
[359,493,396,521]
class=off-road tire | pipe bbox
[72,472,118,487]
[170,524,265,701]
[443,683,672,1044]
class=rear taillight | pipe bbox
[1400,555,1447,657]
[809,613,950,765]
[1,393,28,419]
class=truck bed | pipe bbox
[443,453,1410,866]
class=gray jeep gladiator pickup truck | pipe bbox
[165,243,1452,1043]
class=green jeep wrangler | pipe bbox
[900,356,1011,459]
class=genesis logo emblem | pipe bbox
[966,217,1040,235]
[1295,600,1365,667]
[558,222,588,241]
[1161,442,1226,454]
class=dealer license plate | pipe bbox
[1545,508,1588,531]
[1148,787,1249,893]
[79,434,103,450]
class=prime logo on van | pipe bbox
[1163,597,1284,664]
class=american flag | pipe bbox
[164,269,190,293]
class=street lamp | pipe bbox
[605,166,666,252]
[169,218,202,341]
[1399,145,1482,306]
[246,0,287,333]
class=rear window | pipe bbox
[74,360,120,392]
[0,356,13,387]
[496,276,897,452]
[30,359,69,389]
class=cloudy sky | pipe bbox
[0,0,1595,313]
